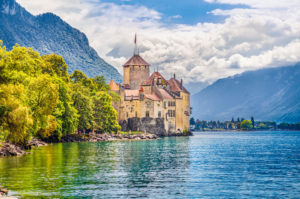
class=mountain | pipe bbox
[191,64,300,123]
[0,0,122,82]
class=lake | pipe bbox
[0,131,300,198]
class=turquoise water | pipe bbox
[0,131,300,198]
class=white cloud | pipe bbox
[16,0,300,84]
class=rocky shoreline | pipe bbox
[57,133,160,143]
[0,133,160,157]
[0,139,48,157]
[0,187,8,197]
[0,131,192,157]
[0,186,17,198]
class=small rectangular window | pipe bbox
[146,111,149,117]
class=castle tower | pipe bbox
[123,35,150,89]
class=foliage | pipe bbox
[42,54,69,80]
[278,122,300,130]
[240,120,253,130]
[183,128,189,136]
[0,42,120,146]
[71,83,93,132]
[0,84,33,145]
[27,75,59,138]
[92,92,121,133]
[54,79,79,138]
[190,117,196,125]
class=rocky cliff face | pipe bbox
[0,0,122,82]
[191,64,300,123]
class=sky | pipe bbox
[16,0,300,86]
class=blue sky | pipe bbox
[100,0,247,24]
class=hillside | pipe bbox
[0,0,122,82]
[191,64,300,123]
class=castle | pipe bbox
[109,38,190,135]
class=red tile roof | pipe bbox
[124,89,140,100]
[142,71,169,86]
[109,80,119,91]
[145,93,161,101]
[123,54,150,66]
[167,78,189,94]
[157,88,173,100]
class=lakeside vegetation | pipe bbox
[0,42,121,147]
[190,117,300,131]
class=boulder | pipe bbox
[0,143,27,156]
[28,138,48,147]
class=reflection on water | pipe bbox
[0,137,191,198]
[0,131,300,198]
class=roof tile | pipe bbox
[123,54,150,66]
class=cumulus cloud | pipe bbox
[16,0,300,84]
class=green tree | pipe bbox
[71,83,94,132]
[0,84,33,145]
[190,117,196,125]
[53,79,78,138]
[92,92,120,133]
[240,120,253,130]
[93,76,109,91]
[70,70,88,83]
[42,54,69,80]
[27,75,59,138]
[251,116,255,129]
[0,42,120,145]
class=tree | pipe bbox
[0,42,120,145]
[53,79,78,138]
[190,117,196,125]
[0,84,33,145]
[251,116,255,129]
[240,120,253,130]
[0,44,45,85]
[93,76,109,91]
[92,92,120,133]
[72,83,94,132]
[42,54,69,80]
[27,75,59,138]
[70,70,88,83]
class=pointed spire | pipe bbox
[134,33,138,55]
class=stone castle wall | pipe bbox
[120,117,167,136]
[129,65,149,89]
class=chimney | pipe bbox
[174,73,176,79]
[180,79,183,89]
